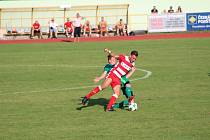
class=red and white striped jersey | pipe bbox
[110,54,135,79]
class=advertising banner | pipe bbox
[187,12,210,31]
[148,13,186,33]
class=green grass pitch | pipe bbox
[0,38,210,140]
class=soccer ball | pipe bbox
[128,103,138,111]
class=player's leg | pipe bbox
[113,100,129,109]
[113,86,128,108]
[82,78,112,105]
[106,85,121,111]
[125,83,135,104]
[113,83,134,109]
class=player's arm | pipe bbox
[94,71,108,83]
[126,67,136,79]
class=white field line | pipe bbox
[0,65,152,95]
[130,68,152,81]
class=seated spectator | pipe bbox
[168,6,174,13]
[49,18,58,38]
[83,20,92,37]
[115,19,125,36]
[162,9,167,14]
[31,20,43,39]
[12,27,17,33]
[151,6,158,14]
[91,25,100,37]
[64,18,74,38]
[99,17,109,37]
[176,6,182,13]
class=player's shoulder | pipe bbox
[104,63,114,68]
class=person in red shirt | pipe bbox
[82,49,138,111]
[31,20,43,39]
[64,18,74,38]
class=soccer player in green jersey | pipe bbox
[93,53,136,110]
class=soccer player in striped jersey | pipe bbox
[93,54,136,110]
[82,49,138,111]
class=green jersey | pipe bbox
[104,64,114,73]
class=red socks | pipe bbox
[128,96,135,104]
[106,95,117,110]
[86,86,101,99]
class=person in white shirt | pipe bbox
[49,18,58,38]
[73,13,84,42]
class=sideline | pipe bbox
[0,32,210,44]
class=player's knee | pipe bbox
[112,94,119,98]
[100,84,108,90]
[125,84,131,87]
[98,85,102,91]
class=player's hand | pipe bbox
[131,67,136,71]
[94,77,100,83]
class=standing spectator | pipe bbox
[116,19,125,36]
[99,17,109,37]
[73,13,84,42]
[176,6,182,13]
[83,20,92,37]
[49,18,58,38]
[64,18,74,38]
[31,20,43,39]
[168,6,174,13]
[151,6,158,14]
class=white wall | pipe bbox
[1,0,210,13]
[1,0,210,30]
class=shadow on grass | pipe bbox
[76,97,109,111]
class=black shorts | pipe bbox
[34,30,40,33]
[74,27,81,37]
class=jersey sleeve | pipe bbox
[104,64,114,73]
[104,64,111,73]
[104,66,109,72]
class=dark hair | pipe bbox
[131,50,138,56]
